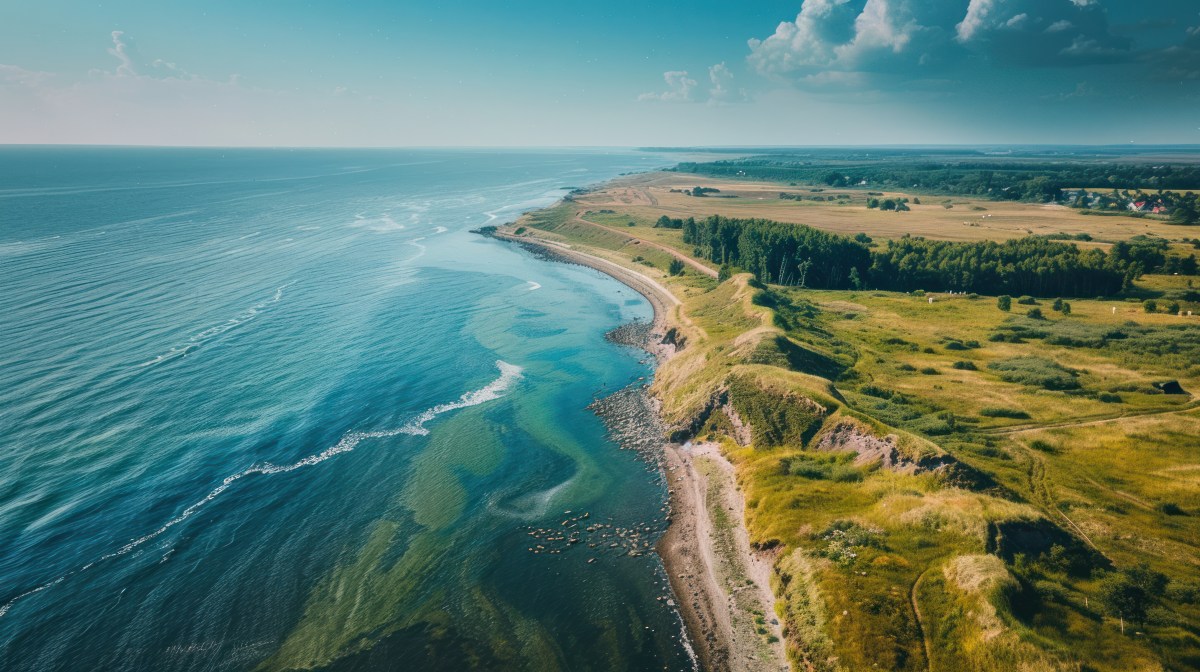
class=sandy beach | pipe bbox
[494,229,786,672]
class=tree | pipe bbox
[1027,307,1044,320]
[668,259,685,276]
[1143,299,1158,313]
[655,215,672,228]
[796,258,813,288]
[1060,301,1071,315]
[1099,573,1148,633]
[1098,564,1168,633]
[718,263,733,283]
[1167,301,1181,315]
[849,267,863,290]
[854,232,873,245]
[997,295,1012,312]
[1052,298,1064,312]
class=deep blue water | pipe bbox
[0,147,693,670]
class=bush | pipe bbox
[1156,502,1185,516]
[1017,296,1039,305]
[988,357,1080,390]
[1144,299,1158,313]
[1026,307,1044,320]
[1167,301,1181,315]
[980,407,1030,419]
[919,367,939,375]
[1053,298,1064,311]
[997,295,1012,311]
[1029,439,1058,453]
[1097,392,1123,404]
[952,361,978,370]
[668,259,685,276]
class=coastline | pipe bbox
[492,229,786,672]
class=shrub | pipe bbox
[952,361,978,370]
[1156,502,1185,516]
[1144,299,1158,313]
[1026,307,1044,320]
[1097,392,1123,404]
[897,363,917,372]
[997,295,1012,311]
[945,341,968,351]
[1052,298,1064,311]
[668,259,685,276]
[980,407,1030,419]
[988,357,1080,390]
[919,367,939,375]
[1167,301,1181,315]
[1029,439,1058,453]
[1017,296,1038,305]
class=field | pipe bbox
[573,173,1199,247]
[510,170,1200,671]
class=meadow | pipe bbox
[511,170,1200,671]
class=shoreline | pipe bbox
[492,229,785,671]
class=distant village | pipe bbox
[1057,188,1198,223]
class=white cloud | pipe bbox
[956,0,999,42]
[107,31,137,77]
[1046,20,1074,33]
[638,70,698,102]
[1005,14,1029,29]
[707,62,742,104]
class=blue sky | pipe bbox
[1,0,1197,146]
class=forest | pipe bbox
[675,215,1167,296]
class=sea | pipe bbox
[0,147,696,671]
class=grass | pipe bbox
[510,177,1200,672]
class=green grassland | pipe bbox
[510,178,1200,672]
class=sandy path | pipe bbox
[570,211,719,279]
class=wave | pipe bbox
[350,213,405,233]
[433,226,448,234]
[526,281,541,291]
[0,360,522,619]
[138,282,296,367]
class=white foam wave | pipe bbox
[0,360,522,619]
[433,226,448,234]
[350,213,405,233]
[397,361,523,435]
[138,282,295,367]
[526,281,541,291]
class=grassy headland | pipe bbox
[501,165,1200,672]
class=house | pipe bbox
[1152,203,1169,214]
[1128,201,1152,212]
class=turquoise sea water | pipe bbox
[0,147,693,670]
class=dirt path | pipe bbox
[572,211,718,279]
[1022,446,1104,556]
[984,402,1198,436]
[910,566,935,672]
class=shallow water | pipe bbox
[0,147,693,670]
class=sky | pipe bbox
[0,0,1197,146]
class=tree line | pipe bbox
[674,215,1151,296]
[674,157,1200,205]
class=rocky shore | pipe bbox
[492,228,784,672]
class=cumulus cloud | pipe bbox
[706,62,749,104]
[638,70,698,102]
[746,0,1137,92]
